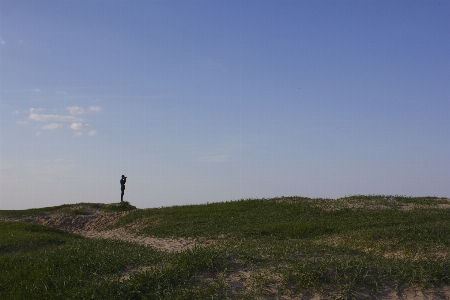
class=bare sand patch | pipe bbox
[374,285,450,300]
[77,228,202,252]
[118,265,154,282]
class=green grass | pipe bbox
[0,222,228,299]
[101,201,137,212]
[0,202,135,218]
[0,204,77,217]
[116,196,449,240]
[0,222,77,255]
[2,195,450,299]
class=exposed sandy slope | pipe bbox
[0,205,202,252]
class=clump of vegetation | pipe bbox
[102,201,137,212]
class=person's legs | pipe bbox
[121,189,124,202]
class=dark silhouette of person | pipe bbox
[120,175,127,202]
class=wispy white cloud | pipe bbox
[67,106,85,115]
[88,106,102,113]
[34,88,42,93]
[0,38,5,45]
[69,122,97,137]
[69,123,90,130]
[22,106,100,137]
[67,105,102,115]
[30,108,45,113]
[42,123,62,130]
[55,91,67,95]
[29,113,79,122]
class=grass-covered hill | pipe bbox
[1,195,450,299]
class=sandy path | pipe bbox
[77,228,205,252]
[0,209,201,252]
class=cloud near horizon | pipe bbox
[88,106,102,113]
[67,106,85,115]
[29,113,79,122]
[29,108,44,113]
[21,106,101,136]
[69,122,93,131]
[69,122,97,136]
[28,107,83,122]
[42,123,62,130]
[67,105,102,115]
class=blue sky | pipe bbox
[1,0,449,209]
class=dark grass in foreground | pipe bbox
[2,195,450,299]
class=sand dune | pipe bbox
[0,205,204,252]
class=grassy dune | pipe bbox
[1,196,450,299]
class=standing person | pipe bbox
[120,175,127,202]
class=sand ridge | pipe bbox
[0,205,202,252]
